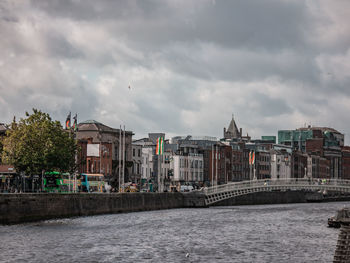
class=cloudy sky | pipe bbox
[1,0,350,142]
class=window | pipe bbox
[138,149,141,157]
[133,148,135,157]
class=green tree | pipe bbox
[2,109,77,175]
[0,137,3,164]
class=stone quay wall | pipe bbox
[213,190,309,206]
[0,192,193,224]
[1,190,349,224]
[212,190,350,206]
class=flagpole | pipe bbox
[215,145,218,191]
[249,151,251,181]
[211,145,214,187]
[159,153,161,192]
[250,163,252,181]
[253,152,256,180]
[100,141,102,174]
[158,138,161,192]
[122,125,125,192]
[119,126,121,193]
[224,149,228,184]
[161,138,163,192]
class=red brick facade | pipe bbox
[209,145,233,185]
[306,138,324,156]
[78,138,113,177]
[342,146,350,180]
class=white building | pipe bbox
[270,150,291,180]
[131,144,142,185]
[134,135,205,192]
[141,147,154,182]
[171,153,203,190]
[157,151,172,192]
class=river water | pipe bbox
[0,202,346,263]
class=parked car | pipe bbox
[180,185,194,192]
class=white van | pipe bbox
[180,185,194,192]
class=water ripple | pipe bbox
[0,202,344,262]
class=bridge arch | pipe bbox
[202,179,350,206]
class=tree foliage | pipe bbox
[0,136,3,164]
[2,109,77,175]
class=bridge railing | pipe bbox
[202,178,350,195]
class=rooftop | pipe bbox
[297,126,341,134]
[78,120,133,134]
[0,123,7,133]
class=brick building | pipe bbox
[255,150,270,180]
[76,120,133,188]
[209,144,230,185]
[342,146,350,180]
[307,154,330,179]
[232,148,243,181]
[292,151,308,178]
[279,126,343,179]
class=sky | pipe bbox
[1,0,350,142]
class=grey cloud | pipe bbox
[251,92,293,117]
[1,0,350,142]
[31,0,309,51]
[159,45,321,85]
[193,0,309,50]
[133,98,186,133]
[45,33,84,59]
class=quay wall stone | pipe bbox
[0,192,186,224]
[213,190,308,206]
[2,190,350,224]
[212,190,350,206]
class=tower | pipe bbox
[224,115,241,140]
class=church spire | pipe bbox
[224,114,241,139]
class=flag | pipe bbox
[249,151,255,165]
[156,137,164,155]
[65,112,71,130]
[252,152,255,165]
[72,113,78,132]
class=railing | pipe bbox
[202,178,350,195]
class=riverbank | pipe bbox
[1,190,350,224]
[0,192,205,224]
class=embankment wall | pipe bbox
[212,190,350,206]
[0,193,190,224]
[213,190,308,206]
[1,190,348,224]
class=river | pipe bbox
[0,202,345,262]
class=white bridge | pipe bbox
[201,179,350,206]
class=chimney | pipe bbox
[240,128,242,137]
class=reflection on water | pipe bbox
[0,202,344,262]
